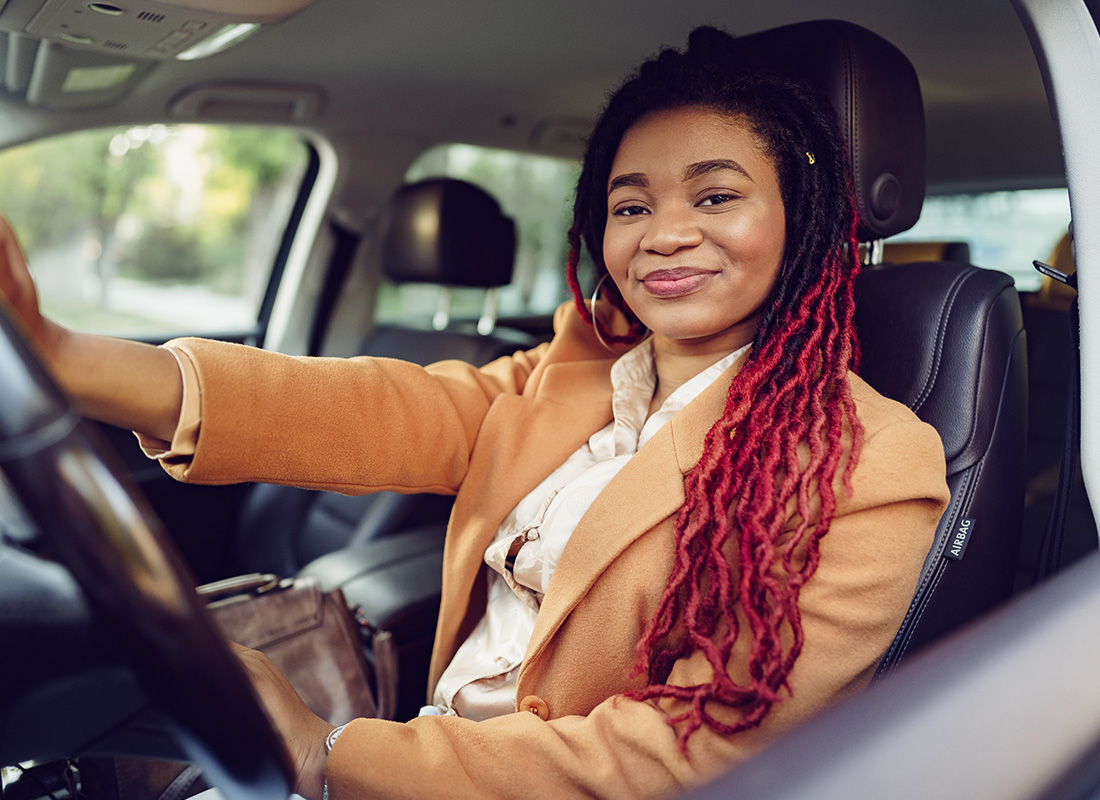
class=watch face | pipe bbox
[325,723,348,753]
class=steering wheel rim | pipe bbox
[0,308,293,799]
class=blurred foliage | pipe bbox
[0,125,306,286]
[118,222,206,283]
[0,129,116,252]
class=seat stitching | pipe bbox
[911,268,970,413]
[845,30,860,224]
[896,456,983,660]
[881,468,973,665]
[955,286,1020,461]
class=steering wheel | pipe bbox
[0,307,294,799]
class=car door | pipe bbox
[0,123,318,581]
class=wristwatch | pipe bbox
[325,723,348,753]
[322,723,348,800]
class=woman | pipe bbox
[0,27,947,800]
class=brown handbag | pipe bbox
[80,574,399,800]
[198,573,398,724]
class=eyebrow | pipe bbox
[607,172,647,194]
[684,159,752,182]
[607,159,753,195]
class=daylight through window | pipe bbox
[0,125,310,338]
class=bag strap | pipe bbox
[355,608,399,721]
[196,572,281,601]
[155,764,205,800]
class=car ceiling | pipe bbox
[0,0,1065,194]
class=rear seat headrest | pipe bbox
[382,178,517,287]
[883,241,971,264]
[739,19,926,242]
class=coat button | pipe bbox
[519,695,550,720]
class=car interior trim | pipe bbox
[1013,0,1100,548]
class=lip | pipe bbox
[638,267,716,298]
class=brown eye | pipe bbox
[699,193,738,207]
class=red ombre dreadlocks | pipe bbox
[566,28,865,749]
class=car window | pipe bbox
[0,125,311,339]
[890,188,1071,291]
[378,143,581,324]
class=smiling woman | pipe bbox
[543,28,951,764]
[603,108,787,359]
[0,23,950,800]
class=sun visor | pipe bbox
[21,39,156,108]
[0,0,319,108]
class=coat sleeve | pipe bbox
[153,337,546,495]
[323,412,949,799]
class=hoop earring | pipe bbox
[590,274,618,354]
[590,274,651,353]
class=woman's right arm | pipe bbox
[0,215,183,442]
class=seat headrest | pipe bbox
[739,20,926,242]
[382,178,517,287]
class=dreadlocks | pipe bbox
[566,27,864,749]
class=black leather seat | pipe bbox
[744,20,1027,672]
[857,264,1026,671]
[232,178,536,577]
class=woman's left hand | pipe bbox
[230,642,334,800]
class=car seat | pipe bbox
[233,178,536,577]
[739,19,1027,673]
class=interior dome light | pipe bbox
[176,22,259,60]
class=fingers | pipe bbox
[227,641,332,800]
[230,642,286,687]
[0,213,32,291]
[0,214,46,344]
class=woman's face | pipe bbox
[603,106,786,356]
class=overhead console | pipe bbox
[0,0,320,108]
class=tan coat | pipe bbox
[165,303,949,799]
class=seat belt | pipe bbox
[1033,260,1080,581]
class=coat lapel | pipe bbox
[520,354,742,672]
[431,359,616,673]
[431,336,745,686]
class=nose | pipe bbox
[639,204,703,255]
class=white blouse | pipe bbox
[430,339,747,720]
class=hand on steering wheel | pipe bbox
[0,251,295,798]
[0,215,61,361]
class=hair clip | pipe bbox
[806,152,816,165]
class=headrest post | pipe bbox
[478,287,499,336]
[865,239,885,266]
[433,287,452,331]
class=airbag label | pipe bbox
[944,517,975,561]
